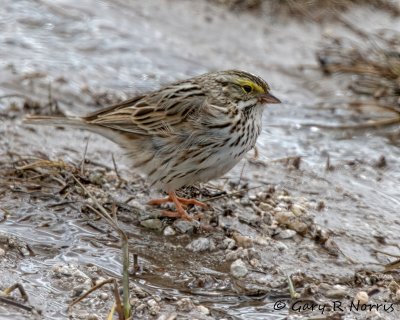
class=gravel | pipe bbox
[230,259,248,278]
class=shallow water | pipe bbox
[1,1,400,319]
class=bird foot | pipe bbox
[148,195,208,208]
[148,192,208,220]
[160,210,192,221]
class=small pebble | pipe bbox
[196,305,210,315]
[222,237,236,250]
[88,171,104,185]
[353,291,369,305]
[95,277,107,285]
[186,237,215,252]
[275,241,288,251]
[87,265,98,272]
[174,220,196,233]
[249,258,261,268]
[163,226,176,236]
[388,280,400,293]
[230,259,248,278]
[259,202,274,212]
[232,232,253,248]
[131,284,148,298]
[153,294,162,302]
[87,314,99,320]
[326,288,347,299]
[157,313,177,320]
[149,305,161,316]
[128,200,147,211]
[275,211,294,225]
[141,219,163,230]
[136,303,146,312]
[319,283,331,291]
[277,195,292,202]
[254,236,270,246]
[291,204,306,216]
[147,298,158,307]
[176,297,194,311]
[0,248,5,256]
[129,297,140,306]
[395,289,400,302]
[98,292,109,301]
[225,248,247,261]
[276,229,296,240]
[289,221,308,234]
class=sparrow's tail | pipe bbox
[24,115,87,128]
[24,115,126,145]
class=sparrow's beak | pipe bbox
[258,93,281,104]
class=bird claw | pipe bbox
[160,210,192,221]
[148,192,209,220]
[148,196,208,208]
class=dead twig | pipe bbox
[71,175,131,318]
[112,154,126,187]
[3,283,29,301]
[80,137,90,176]
[0,283,38,313]
[69,278,125,320]
[287,275,300,299]
[374,249,400,271]
[0,296,33,312]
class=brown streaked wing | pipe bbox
[83,95,146,121]
[82,89,206,136]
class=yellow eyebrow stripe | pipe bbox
[235,79,266,93]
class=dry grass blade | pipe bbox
[69,279,125,320]
[0,296,33,312]
[3,283,29,301]
[71,175,131,318]
[384,259,400,272]
[374,249,400,271]
[112,153,125,187]
[68,278,115,310]
[287,275,300,299]
[108,302,116,320]
[15,159,73,171]
[80,137,90,176]
[0,283,35,312]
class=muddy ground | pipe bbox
[1,1,400,319]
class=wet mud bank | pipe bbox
[1,1,400,319]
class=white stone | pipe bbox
[230,259,248,278]
[196,305,210,315]
[276,229,296,239]
[353,291,368,305]
[163,226,176,236]
[186,237,215,252]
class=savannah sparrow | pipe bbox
[26,70,280,220]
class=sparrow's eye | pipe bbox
[242,84,252,93]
